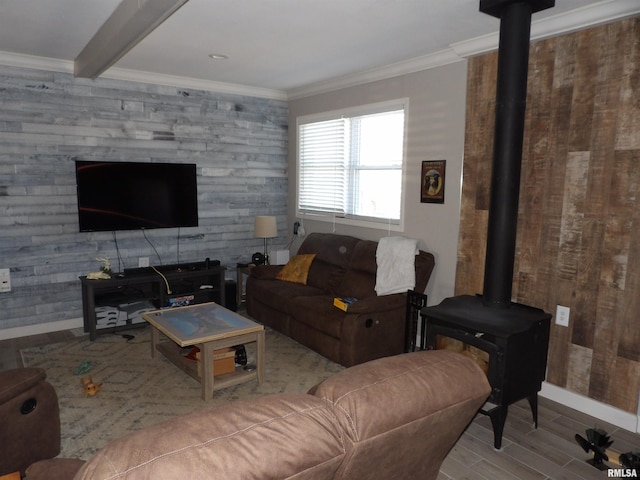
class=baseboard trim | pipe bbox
[540,381,639,433]
[0,318,84,341]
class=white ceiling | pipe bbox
[0,0,638,99]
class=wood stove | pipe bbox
[421,0,555,450]
[422,295,550,449]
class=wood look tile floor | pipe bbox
[440,396,639,480]
[2,331,638,479]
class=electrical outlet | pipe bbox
[139,257,150,268]
[0,268,11,293]
[555,305,570,327]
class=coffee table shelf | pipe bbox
[155,335,260,392]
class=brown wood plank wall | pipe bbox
[456,17,640,413]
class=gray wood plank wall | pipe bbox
[0,65,288,331]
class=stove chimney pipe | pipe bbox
[479,0,554,308]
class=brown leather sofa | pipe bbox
[0,368,61,477]
[26,350,490,480]
[246,233,435,367]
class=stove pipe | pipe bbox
[480,0,554,308]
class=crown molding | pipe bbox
[101,67,288,101]
[0,50,288,101]
[1,0,637,102]
[288,0,640,100]
[286,49,463,101]
[0,50,75,74]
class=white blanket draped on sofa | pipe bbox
[375,236,419,295]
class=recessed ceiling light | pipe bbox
[208,53,228,60]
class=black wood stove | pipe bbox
[421,0,555,450]
[422,296,550,449]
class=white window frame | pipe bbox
[296,99,408,232]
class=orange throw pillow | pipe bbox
[276,254,316,285]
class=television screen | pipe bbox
[75,161,198,232]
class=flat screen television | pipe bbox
[75,160,198,232]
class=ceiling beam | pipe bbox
[74,0,189,79]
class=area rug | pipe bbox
[21,326,344,460]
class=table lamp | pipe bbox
[254,216,277,264]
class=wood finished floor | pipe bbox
[2,331,638,480]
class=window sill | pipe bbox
[296,212,404,233]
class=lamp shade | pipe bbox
[254,216,277,238]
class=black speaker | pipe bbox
[233,345,247,365]
[252,252,266,265]
[225,279,237,312]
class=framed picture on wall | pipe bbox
[421,160,446,204]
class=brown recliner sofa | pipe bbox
[246,232,435,367]
[0,367,61,477]
[26,350,490,480]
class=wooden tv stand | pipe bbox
[80,262,226,340]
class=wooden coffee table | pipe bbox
[142,302,265,400]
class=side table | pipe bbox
[236,265,252,306]
[405,290,428,352]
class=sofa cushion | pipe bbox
[73,394,346,480]
[336,240,378,299]
[276,254,316,284]
[247,277,325,313]
[298,233,360,294]
[288,295,346,338]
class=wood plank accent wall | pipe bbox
[457,17,640,413]
[0,65,287,332]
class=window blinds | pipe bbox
[298,118,347,215]
[298,104,405,225]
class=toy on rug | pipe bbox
[81,376,102,396]
[73,360,93,375]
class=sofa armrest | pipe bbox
[415,250,435,293]
[249,264,283,280]
[311,350,490,480]
[0,368,47,405]
[344,293,405,314]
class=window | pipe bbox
[297,100,407,229]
